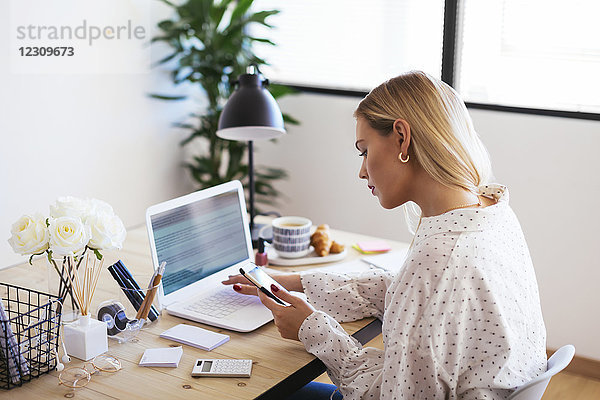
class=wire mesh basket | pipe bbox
[0,282,62,390]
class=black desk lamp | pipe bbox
[216,66,286,246]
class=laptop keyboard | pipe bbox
[183,290,256,319]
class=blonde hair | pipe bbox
[354,71,492,233]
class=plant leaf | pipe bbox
[93,249,103,260]
[231,0,254,21]
[159,0,176,7]
[268,84,298,98]
[283,113,300,125]
[210,0,235,29]
[248,37,275,46]
[152,52,179,67]
[172,122,196,129]
[148,94,188,101]
[151,35,174,43]
[247,10,280,25]
[157,19,175,31]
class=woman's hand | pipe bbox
[221,271,313,340]
[258,283,315,341]
[221,270,303,295]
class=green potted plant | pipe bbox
[151,0,298,210]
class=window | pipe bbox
[250,0,445,92]
[251,0,600,119]
[456,0,600,114]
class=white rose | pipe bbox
[86,198,114,218]
[48,216,90,256]
[87,212,126,250]
[8,214,50,255]
[50,196,91,219]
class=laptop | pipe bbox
[145,180,273,332]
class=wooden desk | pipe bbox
[0,225,408,399]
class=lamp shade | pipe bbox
[217,73,286,141]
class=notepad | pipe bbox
[353,240,392,254]
[160,324,230,351]
[139,346,183,367]
[312,249,409,274]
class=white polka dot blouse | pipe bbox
[298,184,547,399]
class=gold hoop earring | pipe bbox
[398,152,409,163]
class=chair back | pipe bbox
[508,345,575,400]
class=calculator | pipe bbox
[191,359,252,378]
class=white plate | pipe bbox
[267,247,348,266]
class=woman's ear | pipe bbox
[393,118,411,156]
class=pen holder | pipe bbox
[117,281,162,326]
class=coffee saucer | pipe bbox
[267,247,348,266]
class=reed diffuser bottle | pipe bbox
[62,253,108,361]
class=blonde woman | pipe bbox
[223,71,546,399]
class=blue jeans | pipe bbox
[285,382,343,400]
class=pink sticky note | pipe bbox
[356,241,391,253]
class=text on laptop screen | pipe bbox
[150,190,249,295]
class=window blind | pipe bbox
[250,0,445,91]
[456,0,600,113]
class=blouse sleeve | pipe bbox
[298,310,384,399]
[300,269,394,322]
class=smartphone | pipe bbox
[239,266,289,306]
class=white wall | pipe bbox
[257,92,600,360]
[0,2,196,268]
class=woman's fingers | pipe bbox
[231,283,259,296]
[221,274,251,286]
[221,274,258,296]
[268,284,302,306]
[221,274,259,296]
[256,288,283,310]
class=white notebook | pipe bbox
[362,249,409,271]
[160,324,230,351]
[139,346,183,368]
[311,249,409,275]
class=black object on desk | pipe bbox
[0,283,61,390]
[107,260,158,321]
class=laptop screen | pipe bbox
[149,189,250,296]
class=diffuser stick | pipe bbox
[65,257,84,311]
[89,257,104,315]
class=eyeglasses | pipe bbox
[58,354,121,388]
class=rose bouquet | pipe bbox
[8,196,126,316]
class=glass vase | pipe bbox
[46,255,81,323]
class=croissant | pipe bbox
[310,224,332,256]
[329,241,345,254]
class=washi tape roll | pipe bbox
[97,303,129,336]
